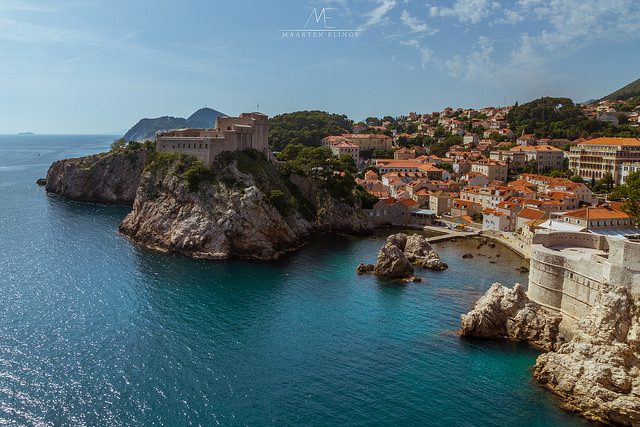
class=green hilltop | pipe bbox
[601,78,640,101]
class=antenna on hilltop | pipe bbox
[257,103,260,112]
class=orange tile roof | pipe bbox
[578,137,640,147]
[399,199,419,207]
[518,207,546,220]
[565,206,631,220]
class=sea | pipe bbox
[0,135,590,426]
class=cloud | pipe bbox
[358,0,396,30]
[429,0,499,24]
[400,39,434,68]
[441,36,495,79]
[400,9,438,34]
[524,0,640,52]
[499,9,524,24]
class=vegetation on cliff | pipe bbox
[45,142,152,204]
[276,144,378,209]
[268,110,353,151]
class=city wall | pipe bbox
[528,231,640,334]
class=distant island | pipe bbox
[122,107,227,141]
[17,132,35,135]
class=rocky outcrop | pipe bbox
[364,233,446,281]
[533,286,640,425]
[404,234,448,270]
[460,283,562,351]
[45,148,151,204]
[119,151,372,261]
[356,263,374,275]
[373,241,414,279]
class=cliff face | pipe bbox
[45,148,151,204]
[460,283,562,351]
[462,284,640,425]
[533,286,640,426]
[119,151,372,260]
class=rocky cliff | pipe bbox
[533,286,640,425]
[462,284,640,425]
[45,146,151,204]
[119,150,372,260]
[460,283,562,351]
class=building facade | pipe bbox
[569,137,640,183]
[156,112,269,167]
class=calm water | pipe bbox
[0,135,589,426]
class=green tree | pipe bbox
[268,111,353,152]
[611,171,640,223]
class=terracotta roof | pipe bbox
[399,199,419,207]
[565,206,631,220]
[577,137,640,147]
[510,144,562,152]
[518,207,546,220]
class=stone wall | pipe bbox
[528,231,640,334]
[156,113,270,167]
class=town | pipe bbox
[297,96,640,251]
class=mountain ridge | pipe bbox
[601,78,640,102]
[123,107,227,141]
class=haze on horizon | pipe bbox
[0,0,639,134]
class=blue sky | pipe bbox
[0,0,639,134]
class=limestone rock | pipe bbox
[533,286,640,426]
[119,157,312,260]
[356,263,375,275]
[387,233,408,251]
[373,241,414,279]
[460,283,561,351]
[119,151,372,261]
[45,148,151,204]
[405,233,448,270]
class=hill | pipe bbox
[601,78,640,101]
[268,110,353,152]
[123,107,226,141]
[186,107,226,128]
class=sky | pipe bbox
[0,0,639,134]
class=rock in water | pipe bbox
[373,241,414,279]
[386,233,408,251]
[533,286,640,426]
[460,283,561,351]
[356,263,374,275]
[45,147,151,204]
[404,234,448,270]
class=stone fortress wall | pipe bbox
[155,112,269,167]
[528,231,640,333]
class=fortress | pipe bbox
[527,231,640,333]
[155,112,270,167]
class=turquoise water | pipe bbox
[0,135,589,426]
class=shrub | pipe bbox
[183,163,216,192]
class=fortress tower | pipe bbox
[155,112,271,167]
